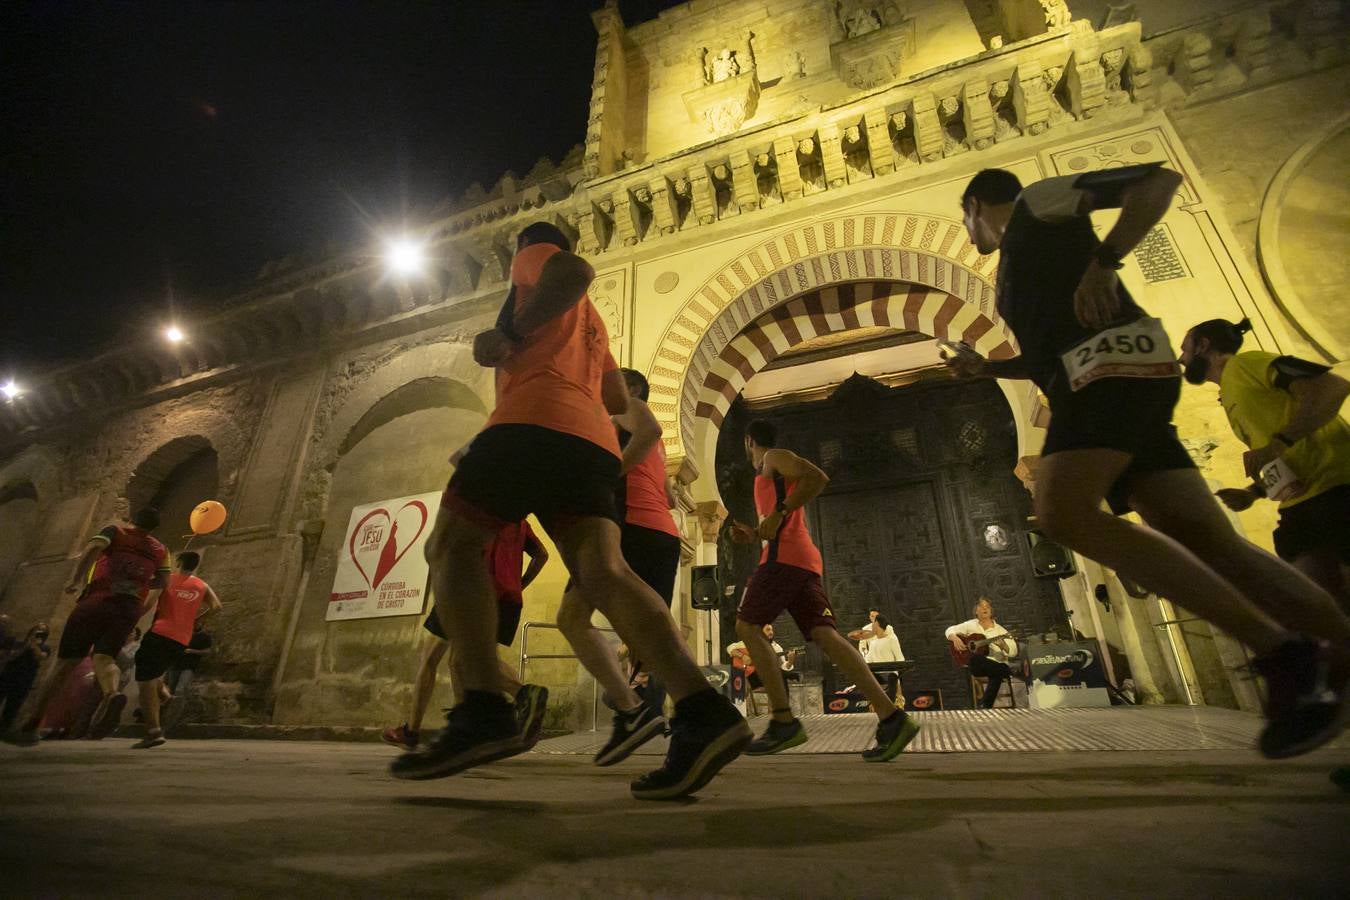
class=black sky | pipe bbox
[1,0,681,374]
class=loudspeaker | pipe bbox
[1027,531,1075,579]
[690,564,720,610]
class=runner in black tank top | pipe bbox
[946,167,1349,759]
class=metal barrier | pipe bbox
[518,620,616,732]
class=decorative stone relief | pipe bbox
[796,137,826,194]
[1133,224,1189,283]
[702,47,742,85]
[841,124,871,182]
[683,59,761,137]
[829,11,916,90]
[1099,48,1129,106]
[653,272,680,295]
[588,269,626,346]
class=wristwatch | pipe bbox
[1093,244,1125,270]
[775,500,788,515]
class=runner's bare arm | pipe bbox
[601,366,630,415]
[762,448,829,513]
[1244,369,1350,478]
[64,536,107,594]
[1074,167,1184,329]
[511,252,596,336]
[199,585,223,618]
[613,396,662,474]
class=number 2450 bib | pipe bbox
[1060,317,1180,392]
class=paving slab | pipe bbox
[2,730,1348,898]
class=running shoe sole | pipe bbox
[132,735,167,749]
[89,694,128,740]
[595,714,667,767]
[389,733,528,781]
[863,715,922,762]
[2,731,39,747]
[630,719,752,801]
[381,730,417,750]
[745,724,809,756]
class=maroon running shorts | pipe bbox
[57,593,142,660]
[736,562,837,638]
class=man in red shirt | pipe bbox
[731,421,920,760]
[131,550,221,749]
[5,507,170,746]
[383,521,549,750]
[393,222,749,800]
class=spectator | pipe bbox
[0,624,51,732]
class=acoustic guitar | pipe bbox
[949,631,1014,667]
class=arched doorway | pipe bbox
[126,435,221,554]
[0,480,40,599]
[273,375,488,726]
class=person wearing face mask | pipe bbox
[1179,317,1350,609]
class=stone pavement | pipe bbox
[2,733,1348,898]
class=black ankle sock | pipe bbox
[463,689,511,716]
[881,709,903,724]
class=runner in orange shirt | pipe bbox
[132,550,221,749]
[392,222,749,800]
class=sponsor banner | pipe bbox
[327,491,440,622]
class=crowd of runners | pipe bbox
[5,164,1348,799]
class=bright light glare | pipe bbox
[164,325,185,344]
[1,380,19,401]
[385,238,425,276]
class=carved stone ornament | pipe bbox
[830,17,916,90]
[683,70,761,137]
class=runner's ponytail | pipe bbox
[1187,317,1250,354]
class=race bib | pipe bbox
[1060,317,1179,392]
[1259,457,1301,503]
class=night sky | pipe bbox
[1,0,681,375]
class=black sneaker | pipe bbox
[594,702,666,767]
[862,710,921,762]
[1254,637,1342,759]
[745,717,808,755]
[390,696,525,780]
[630,694,751,801]
[132,731,167,749]
[88,693,128,740]
[2,729,39,747]
[514,684,549,750]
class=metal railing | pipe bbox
[517,620,616,732]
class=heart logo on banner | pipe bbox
[348,500,429,590]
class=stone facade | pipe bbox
[2,0,1347,726]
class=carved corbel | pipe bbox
[469,237,511,285]
[1123,44,1154,104]
[863,108,895,175]
[648,177,679,235]
[1175,33,1215,93]
[1234,13,1274,79]
[1066,45,1106,119]
[817,127,848,188]
[686,166,718,225]
[961,80,995,150]
[728,151,760,212]
[753,151,781,205]
[574,200,614,255]
[1011,62,1051,136]
[612,190,641,247]
[772,136,804,200]
[909,94,944,162]
[694,501,728,545]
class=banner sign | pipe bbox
[327,491,440,622]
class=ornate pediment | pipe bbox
[830,16,917,90]
[682,70,762,137]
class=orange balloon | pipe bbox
[189,500,228,535]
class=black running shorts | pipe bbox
[134,631,188,682]
[620,523,681,607]
[442,424,619,535]
[1274,484,1350,563]
[1041,375,1195,514]
[422,599,523,647]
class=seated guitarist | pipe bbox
[945,597,1018,709]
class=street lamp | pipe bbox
[164,325,185,344]
[384,238,425,277]
[1,380,20,401]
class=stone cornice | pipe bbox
[3,4,1344,454]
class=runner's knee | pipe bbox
[555,594,592,634]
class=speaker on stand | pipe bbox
[1027,530,1076,579]
[690,565,721,666]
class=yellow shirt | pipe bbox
[1219,351,1350,509]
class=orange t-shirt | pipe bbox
[486,243,620,457]
[624,441,680,537]
[754,473,823,575]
